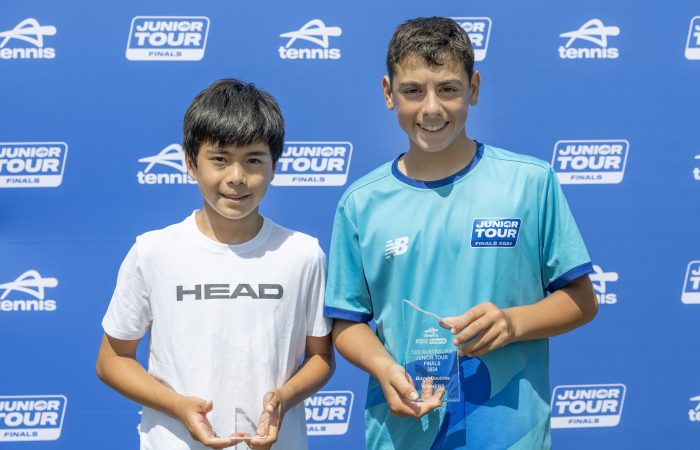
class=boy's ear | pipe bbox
[381,76,394,110]
[469,70,481,106]
[186,155,197,180]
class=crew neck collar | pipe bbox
[391,141,484,189]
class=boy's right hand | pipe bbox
[376,362,445,418]
[175,396,248,449]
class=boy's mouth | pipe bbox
[418,122,449,132]
[220,192,250,201]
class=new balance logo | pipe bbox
[590,265,618,305]
[0,270,58,312]
[685,17,700,60]
[0,18,56,60]
[137,143,196,185]
[558,19,620,60]
[279,19,342,60]
[385,237,409,259]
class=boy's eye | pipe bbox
[211,156,227,164]
[248,158,262,164]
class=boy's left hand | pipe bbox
[441,302,515,358]
[246,390,284,450]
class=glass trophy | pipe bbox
[210,336,274,442]
[402,299,461,402]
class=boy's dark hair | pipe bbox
[183,79,285,166]
[386,17,474,81]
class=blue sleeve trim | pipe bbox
[546,262,594,292]
[324,305,372,323]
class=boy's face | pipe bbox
[382,54,480,155]
[187,141,275,222]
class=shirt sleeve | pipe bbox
[539,166,594,292]
[101,242,152,340]
[324,195,373,323]
[305,244,333,336]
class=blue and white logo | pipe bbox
[693,154,699,181]
[451,17,491,61]
[272,141,352,186]
[305,391,353,436]
[126,16,210,61]
[0,269,58,313]
[552,140,629,184]
[471,218,521,248]
[0,18,56,60]
[682,261,700,304]
[279,19,342,60]
[558,19,620,60]
[0,395,67,441]
[590,265,618,305]
[685,17,700,60]
[137,143,196,185]
[552,384,625,428]
[0,142,67,188]
[689,395,700,422]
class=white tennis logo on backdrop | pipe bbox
[689,395,700,422]
[137,143,196,185]
[558,19,620,59]
[305,391,353,436]
[278,19,342,60]
[0,395,67,442]
[0,18,56,60]
[590,265,618,305]
[552,140,629,184]
[451,17,491,61]
[126,16,210,61]
[0,270,58,312]
[685,17,700,60]
[693,155,700,181]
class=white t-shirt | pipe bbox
[102,212,332,450]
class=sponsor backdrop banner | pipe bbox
[1,0,699,448]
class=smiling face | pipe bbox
[187,141,275,225]
[383,54,480,156]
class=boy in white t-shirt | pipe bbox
[97,79,334,450]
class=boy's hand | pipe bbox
[441,301,515,357]
[175,396,248,449]
[376,362,445,418]
[246,390,284,449]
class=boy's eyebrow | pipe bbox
[398,79,466,88]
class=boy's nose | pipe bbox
[421,91,442,117]
[226,163,246,184]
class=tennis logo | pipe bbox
[0,142,67,188]
[272,141,352,186]
[0,395,67,441]
[126,16,210,61]
[471,218,521,248]
[689,395,700,422]
[552,140,629,184]
[137,143,196,185]
[590,265,618,305]
[693,155,699,181]
[0,18,56,60]
[551,384,625,428]
[682,261,700,304]
[685,17,700,60]
[0,270,58,313]
[278,19,342,60]
[305,391,353,436]
[558,19,620,60]
[451,17,491,61]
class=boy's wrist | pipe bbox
[276,386,291,413]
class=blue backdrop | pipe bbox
[1,1,699,448]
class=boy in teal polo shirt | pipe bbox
[324,17,598,449]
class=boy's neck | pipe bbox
[195,206,264,245]
[399,134,476,182]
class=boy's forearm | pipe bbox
[507,275,598,342]
[332,320,396,379]
[278,351,334,412]
[96,336,182,417]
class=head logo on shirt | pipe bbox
[471,218,521,248]
[385,236,409,259]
